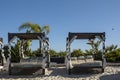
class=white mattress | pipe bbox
[72,61,102,67]
[11,62,42,68]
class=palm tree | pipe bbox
[87,39,101,54]
[86,39,102,60]
[19,22,50,34]
[19,22,41,33]
[18,22,50,57]
[41,25,50,35]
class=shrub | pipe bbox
[58,51,67,57]
[105,49,120,62]
[49,49,58,57]
[71,49,84,57]
[94,51,102,60]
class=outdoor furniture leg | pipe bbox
[8,65,12,75]
[42,69,45,75]
[102,68,104,73]
[68,68,71,75]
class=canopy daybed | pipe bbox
[7,33,50,75]
[0,38,7,70]
[66,32,106,75]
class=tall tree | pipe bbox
[42,25,50,35]
[19,22,41,33]
[87,39,102,60]
[19,22,50,34]
[18,22,50,57]
[87,39,101,54]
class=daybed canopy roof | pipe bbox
[8,33,46,42]
[68,32,105,40]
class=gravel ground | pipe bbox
[0,66,120,80]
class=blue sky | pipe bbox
[0,0,120,52]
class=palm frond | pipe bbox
[18,22,32,31]
[18,22,41,33]
[42,25,50,35]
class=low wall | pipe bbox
[50,57,65,64]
